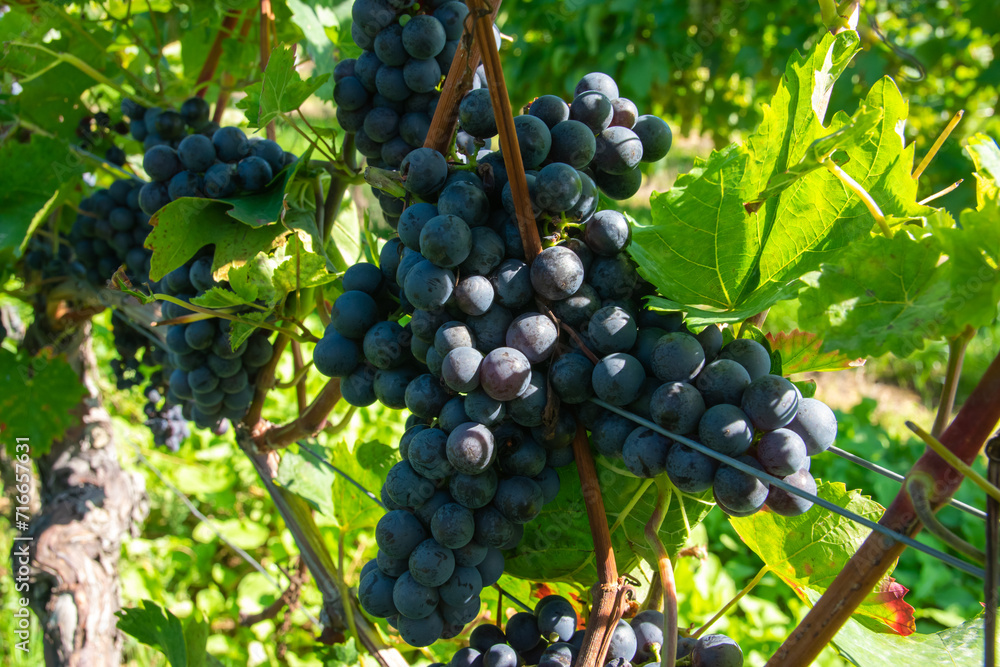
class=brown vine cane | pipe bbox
[422,0,503,154]
[463,0,543,262]
[460,5,629,662]
[768,348,1000,666]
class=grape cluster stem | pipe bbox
[422,2,505,154]
[571,425,634,665]
[466,0,543,261]
[645,480,677,667]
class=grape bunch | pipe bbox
[122,96,218,152]
[334,0,499,185]
[21,235,81,282]
[456,71,672,203]
[120,97,297,218]
[142,384,190,452]
[109,310,168,391]
[628,610,744,667]
[75,111,131,166]
[591,330,836,518]
[317,128,834,646]
[425,601,744,667]
[152,255,275,433]
[69,178,153,285]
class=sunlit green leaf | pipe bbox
[0,348,87,457]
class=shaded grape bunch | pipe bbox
[21,235,79,283]
[120,97,296,218]
[143,384,190,453]
[68,177,154,285]
[153,254,275,435]
[110,310,168,392]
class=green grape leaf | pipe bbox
[146,198,290,281]
[287,0,339,101]
[631,143,758,312]
[751,78,928,297]
[328,440,387,533]
[316,638,362,666]
[0,136,86,254]
[503,456,714,583]
[355,440,398,476]
[228,311,271,350]
[271,236,339,294]
[227,252,280,305]
[277,441,386,533]
[237,45,331,128]
[792,378,817,398]
[189,236,334,320]
[798,231,953,357]
[643,281,803,326]
[630,31,863,317]
[189,287,256,309]
[822,601,985,667]
[631,31,939,324]
[0,349,87,457]
[116,600,189,667]
[765,329,866,374]
[215,163,300,229]
[730,480,916,635]
[965,133,1000,197]
[182,614,208,667]
[276,443,336,517]
[939,190,1000,333]
[284,208,337,274]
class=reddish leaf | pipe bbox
[731,481,916,635]
[766,328,866,375]
[866,577,916,636]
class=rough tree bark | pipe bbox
[16,318,148,666]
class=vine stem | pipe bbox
[912,109,964,180]
[907,421,1000,504]
[423,1,503,153]
[290,341,308,411]
[258,378,342,448]
[466,0,543,261]
[931,325,975,437]
[244,333,290,428]
[768,348,1000,666]
[644,479,677,667]
[569,425,631,666]
[905,474,984,563]
[149,293,317,342]
[260,0,277,142]
[824,160,892,237]
[917,179,963,206]
[195,12,240,97]
[693,565,769,639]
[985,438,1000,667]
[740,310,769,334]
